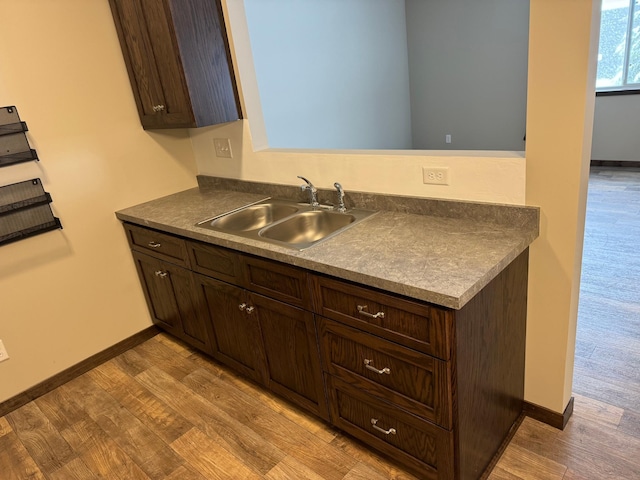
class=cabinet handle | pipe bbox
[364,359,391,375]
[239,303,247,311]
[370,418,396,435]
[152,104,166,112]
[357,305,385,319]
[245,306,255,314]
[148,241,162,248]
[154,270,168,278]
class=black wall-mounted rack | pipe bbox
[0,106,39,168]
[0,178,62,246]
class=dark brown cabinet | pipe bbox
[108,0,241,129]
[251,292,328,420]
[194,273,266,385]
[122,221,528,480]
[189,239,328,419]
[315,254,529,480]
[124,224,213,354]
[132,251,212,353]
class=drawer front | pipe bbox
[327,376,454,480]
[188,241,243,286]
[318,317,451,428]
[312,276,452,360]
[243,255,311,309]
[124,223,189,267]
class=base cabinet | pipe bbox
[125,223,328,420]
[193,266,329,420]
[123,222,528,480]
[132,251,212,354]
[251,292,328,420]
[195,274,266,384]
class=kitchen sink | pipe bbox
[197,198,376,250]
[210,202,299,232]
[260,210,356,245]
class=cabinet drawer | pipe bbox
[318,317,451,428]
[312,276,452,360]
[188,241,243,286]
[125,223,189,267]
[243,256,311,309]
[327,376,454,480]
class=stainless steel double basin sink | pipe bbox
[196,198,377,250]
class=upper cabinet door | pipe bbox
[108,0,241,129]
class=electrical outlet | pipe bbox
[445,134,452,144]
[213,138,233,158]
[0,340,9,363]
[423,167,450,185]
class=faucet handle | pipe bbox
[297,175,319,207]
[334,182,347,213]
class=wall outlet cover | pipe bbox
[213,138,233,158]
[423,167,450,185]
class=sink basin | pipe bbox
[260,210,355,245]
[197,198,377,250]
[209,202,299,232]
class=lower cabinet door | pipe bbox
[132,252,211,353]
[194,273,267,385]
[327,375,455,480]
[251,293,329,420]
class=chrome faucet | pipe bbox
[334,182,346,213]
[297,176,319,207]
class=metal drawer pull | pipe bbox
[239,303,247,311]
[152,104,166,112]
[148,241,162,248]
[370,418,396,435]
[245,306,255,314]
[364,359,390,375]
[357,305,385,319]
[154,270,167,278]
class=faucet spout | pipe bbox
[334,182,347,213]
[297,176,319,207]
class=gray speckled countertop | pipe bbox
[116,179,539,310]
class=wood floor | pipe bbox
[1,167,639,479]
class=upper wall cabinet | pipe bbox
[108,0,242,129]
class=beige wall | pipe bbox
[525,0,600,412]
[0,1,197,402]
[192,120,527,205]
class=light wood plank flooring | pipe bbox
[1,167,639,479]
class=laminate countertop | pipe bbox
[116,178,539,310]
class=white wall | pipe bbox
[0,1,198,403]
[591,95,640,161]
[243,0,412,149]
[406,0,529,151]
